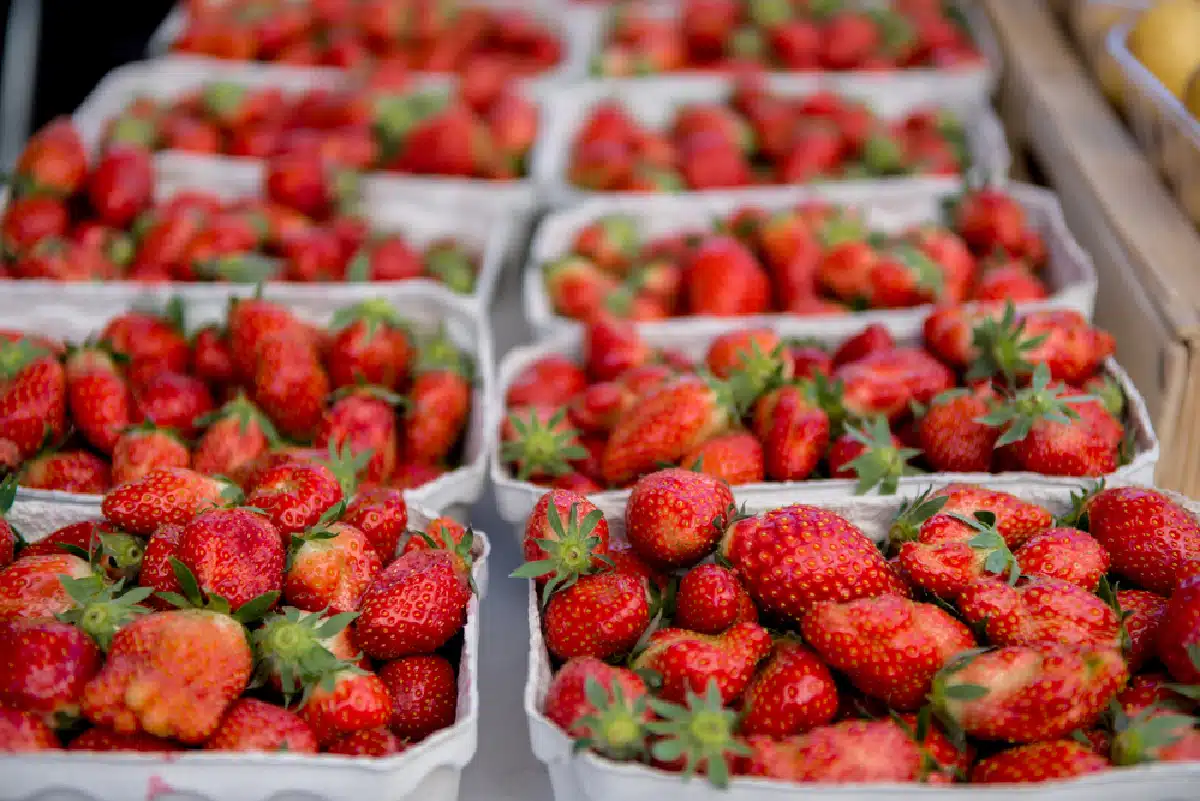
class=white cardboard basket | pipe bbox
[490,321,1159,529]
[567,0,1003,101]
[523,181,1097,338]
[0,507,488,801]
[531,72,1011,209]
[522,486,1200,801]
[3,286,496,540]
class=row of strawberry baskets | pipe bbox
[4,1,1199,800]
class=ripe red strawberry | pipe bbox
[685,236,771,316]
[720,504,907,624]
[18,520,125,574]
[134,371,214,439]
[543,571,650,662]
[0,705,59,750]
[137,523,184,609]
[515,490,610,597]
[583,313,649,383]
[175,508,284,613]
[64,345,132,455]
[1085,487,1200,596]
[974,262,1048,302]
[1157,561,1200,684]
[1118,589,1169,671]
[506,355,587,408]
[790,720,927,783]
[265,148,357,220]
[343,487,408,562]
[834,346,955,421]
[917,388,998,472]
[705,328,785,381]
[1016,309,1116,385]
[572,215,639,275]
[682,430,764,486]
[0,343,66,463]
[254,331,330,442]
[958,576,1121,649]
[13,117,87,197]
[568,381,631,436]
[227,296,310,383]
[625,468,733,569]
[192,393,278,481]
[355,540,473,660]
[601,376,736,486]
[87,145,153,227]
[20,450,111,494]
[378,654,457,741]
[897,507,1026,600]
[544,256,620,321]
[735,734,804,781]
[326,299,413,391]
[674,564,757,635]
[931,644,1127,742]
[205,698,318,753]
[751,385,829,482]
[325,727,408,756]
[285,519,382,614]
[803,595,975,710]
[0,619,102,727]
[1015,527,1110,590]
[0,477,15,567]
[81,607,258,744]
[102,468,236,536]
[972,740,1109,783]
[633,622,771,705]
[316,388,400,486]
[246,458,345,539]
[830,324,894,368]
[191,325,236,388]
[0,553,93,620]
[298,668,391,746]
[68,727,180,751]
[953,188,1028,255]
[404,330,471,465]
[888,483,1053,551]
[250,606,363,701]
[739,639,837,737]
[111,424,191,486]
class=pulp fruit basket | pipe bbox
[3,286,495,541]
[490,318,1158,530]
[1,506,489,801]
[523,181,1097,337]
[522,484,1200,801]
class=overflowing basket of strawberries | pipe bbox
[0,290,489,535]
[522,477,1200,794]
[0,478,488,801]
[492,302,1156,524]
[526,183,1090,333]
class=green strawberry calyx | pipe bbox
[57,575,153,651]
[726,341,793,411]
[511,501,609,606]
[646,680,750,789]
[251,605,363,707]
[947,510,1021,585]
[1110,702,1199,766]
[976,363,1096,448]
[844,417,923,496]
[158,557,279,625]
[965,301,1046,388]
[572,676,651,762]
[502,408,588,483]
[886,487,949,552]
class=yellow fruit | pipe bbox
[1185,65,1200,117]
[1071,1,1139,107]
[1128,0,1200,99]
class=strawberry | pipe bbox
[102,468,237,536]
[227,295,310,384]
[0,554,93,621]
[1157,561,1200,684]
[831,324,894,368]
[971,740,1109,783]
[12,117,87,197]
[864,244,946,308]
[973,262,1048,302]
[326,299,413,391]
[64,345,132,455]
[685,236,770,316]
[355,536,473,660]
[917,388,999,473]
[0,619,101,727]
[378,654,457,741]
[790,719,928,783]
[601,375,736,486]
[739,639,838,737]
[1118,589,1169,671]
[568,381,630,436]
[645,680,751,787]
[19,450,111,494]
[0,476,15,567]
[544,657,649,735]
[246,457,345,539]
[68,727,180,751]
[1085,487,1200,596]
[0,341,66,463]
[205,697,319,754]
[751,385,829,482]
[134,371,214,439]
[720,504,907,624]
[404,329,472,465]
[0,705,59,750]
[502,407,586,483]
[173,508,284,613]
[99,306,190,383]
[735,734,804,781]
[81,604,266,744]
[889,483,1053,550]
[17,519,110,564]
[191,325,236,388]
[625,468,733,569]
[583,313,649,384]
[834,346,955,421]
[192,393,278,481]
[111,424,191,486]
[1115,672,1190,717]
[325,727,408,756]
[343,487,408,563]
[898,509,1024,600]
[543,571,650,662]
[506,355,587,409]
[513,490,610,598]
[573,215,639,275]
[251,607,362,702]
[137,523,184,609]
[315,388,400,486]
[958,576,1121,649]
[52,575,152,651]
[253,330,330,442]
[633,622,771,706]
[930,644,1127,742]
[952,187,1028,256]
[804,595,975,710]
[1015,527,1110,590]
[682,430,764,486]
[674,564,757,635]
[298,668,392,746]
[87,145,153,227]
[285,517,382,614]
[544,256,620,322]
[828,417,922,495]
